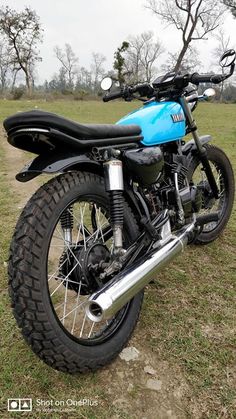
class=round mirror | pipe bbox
[220,49,236,68]
[203,88,216,102]
[101,77,113,91]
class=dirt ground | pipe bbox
[1,133,39,207]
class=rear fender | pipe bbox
[16,152,102,182]
[16,151,150,226]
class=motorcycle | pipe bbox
[4,50,235,373]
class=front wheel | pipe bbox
[188,144,235,244]
[8,172,143,373]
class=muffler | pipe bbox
[85,220,196,322]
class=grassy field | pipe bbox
[0,99,235,418]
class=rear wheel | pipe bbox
[188,145,235,244]
[8,172,143,373]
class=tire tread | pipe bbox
[8,172,143,373]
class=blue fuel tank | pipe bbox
[117,101,186,146]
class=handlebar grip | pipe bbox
[191,73,212,84]
[210,74,224,84]
[191,73,223,85]
[103,83,154,102]
[103,91,123,102]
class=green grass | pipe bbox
[0,99,236,418]
[0,99,140,124]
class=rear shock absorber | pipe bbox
[60,206,74,244]
[104,159,124,256]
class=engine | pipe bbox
[148,153,202,222]
[123,145,202,223]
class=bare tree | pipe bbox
[0,6,43,95]
[54,43,79,89]
[0,40,14,92]
[162,46,201,73]
[213,30,231,60]
[10,66,21,92]
[213,30,231,100]
[90,52,106,91]
[146,0,225,71]
[124,31,163,83]
[223,0,236,17]
[76,67,92,90]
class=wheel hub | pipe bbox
[59,241,111,294]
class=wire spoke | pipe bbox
[94,204,105,242]
[56,226,82,268]
[88,321,95,338]
[48,256,68,282]
[50,260,80,297]
[193,161,227,232]
[79,313,87,338]
[59,298,88,322]
[61,272,69,325]
[80,203,88,249]
[71,281,82,334]
[47,199,121,341]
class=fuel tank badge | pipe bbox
[171,113,185,123]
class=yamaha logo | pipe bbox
[171,113,185,123]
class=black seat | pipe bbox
[3,110,141,139]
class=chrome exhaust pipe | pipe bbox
[85,220,196,323]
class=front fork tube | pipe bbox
[192,130,219,198]
[104,159,125,256]
[180,96,219,199]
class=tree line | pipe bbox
[0,1,235,101]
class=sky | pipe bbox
[1,0,236,83]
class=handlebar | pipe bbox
[103,83,154,102]
[103,91,123,102]
[103,65,234,102]
[190,73,224,85]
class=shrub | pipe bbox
[12,87,25,100]
[73,90,89,101]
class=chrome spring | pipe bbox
[109,191,124,227]
[60,206,74,230]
